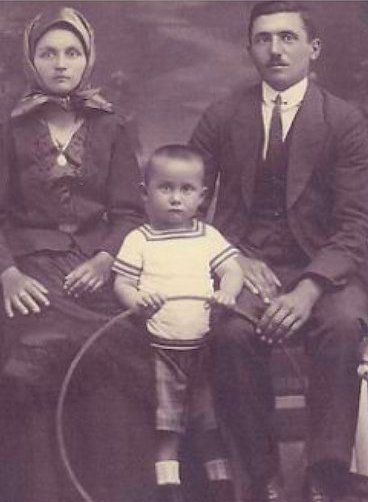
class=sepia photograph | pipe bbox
[0,2,368,502]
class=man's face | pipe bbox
[248,12,320,91]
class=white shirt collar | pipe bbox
[262,77,308,107]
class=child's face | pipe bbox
[143,158,206,229]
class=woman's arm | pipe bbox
[0,120,50,316]
[65,118,145,297]
[0,121,17,275]
[100,120,145,256]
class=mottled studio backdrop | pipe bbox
[1,1,368,160]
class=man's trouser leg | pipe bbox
[305,279,368,468]
[211,289,279,483]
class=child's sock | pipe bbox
[204,458,231,481]
[155,462,183,502]
[155,460,180,485]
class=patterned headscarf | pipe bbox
[12,6,112,118]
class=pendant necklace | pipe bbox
[54,140,68,167]
[44,119,81,168]
[44,116,83,167]
[43,122,69,167]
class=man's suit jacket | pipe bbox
[191,81,368,288]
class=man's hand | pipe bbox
[256,278,323,344]
[1,266,50,318]
[238,255,281,303]
[135,292,166,318]
[64,251,113,297]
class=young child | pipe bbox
[351,330,368,478]
[113,145,244,502]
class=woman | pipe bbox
[0,7,156,502]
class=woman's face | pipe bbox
[33,28,87,95]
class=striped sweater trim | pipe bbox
[138,219,206,241]
[210,246,239,272]
[113,258,142,278]
[150,333,209,350]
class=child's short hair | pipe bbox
[144,144,205,184]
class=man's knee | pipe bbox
[309,299,365,358]
[210,313,273,372]
[212,312,255,348]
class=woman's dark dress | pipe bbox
[0,111,157,502]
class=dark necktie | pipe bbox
[266,93,283,164]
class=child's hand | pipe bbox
[135,292,167,318]
[211,290,237,308]
[358,362,368,381]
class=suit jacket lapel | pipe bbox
[287,82,327,209]
[231,86,263,209]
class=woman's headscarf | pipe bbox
[12,6,112,118]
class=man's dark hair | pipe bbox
[248,1,319,43]
[144,144,205,184]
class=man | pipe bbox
[190,2,368,502]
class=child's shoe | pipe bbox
[157,483,185,502]
[208,479,235,502]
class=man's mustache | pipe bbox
[267,57,289,67]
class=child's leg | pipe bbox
[154,348,188,502]
[190,347,235,502]
[194,428,235,502]
[155,430,185,502]
[156,430,181,483]
[197,428,231,479]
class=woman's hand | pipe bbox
[64,251,114,297]
[1,266,50,318]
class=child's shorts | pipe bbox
[154,344,218,434]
